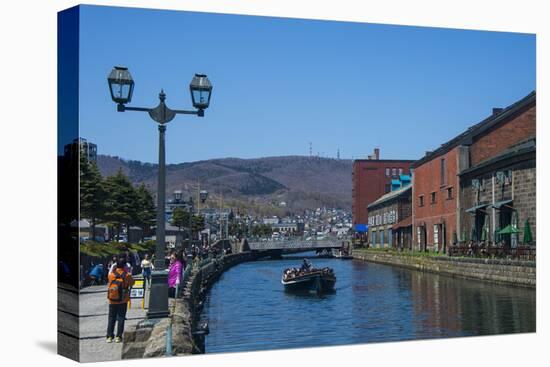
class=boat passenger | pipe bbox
[301,258,312,272]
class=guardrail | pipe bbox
[448,245,536,260]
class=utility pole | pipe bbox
[219,192,223,240]
[225,210,229,240]
[196,179,200,214]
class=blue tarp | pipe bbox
[354,224,368,233]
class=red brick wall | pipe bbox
[412,148,458,251]
[352,160,412,225]
[470,104,536,166]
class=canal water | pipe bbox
[202,254,535,353]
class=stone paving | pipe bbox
[78,285,147,362]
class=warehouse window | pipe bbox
[434,225,439,248]
[447,187,453,200]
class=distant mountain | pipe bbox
[96,155,352,215]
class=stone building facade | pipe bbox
[367,185,412,249]
[458,138,535,247]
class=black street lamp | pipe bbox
[107,66,213,319]
[199,190,208,203]
[190,74,213,113]
[107,66,135,104]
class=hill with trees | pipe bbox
[97,155,353,216]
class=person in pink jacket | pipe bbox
[168,252,183,298]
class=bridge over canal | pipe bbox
[243,238,343,256]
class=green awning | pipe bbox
[491,199,513,209]
[497,225,522,235]
[466,203,489,214]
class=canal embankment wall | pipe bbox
[353,251,535,288]
[186,251,257,353]
[122,252,256,359]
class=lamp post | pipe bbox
[107,66,213,319]
[196,181,209,214]
[198,190,208,245]
[199,189,208,204]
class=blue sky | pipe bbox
[76,5,535,164]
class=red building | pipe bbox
[411,146,460,252]
[352,148,414,226]
[412,91,536,252]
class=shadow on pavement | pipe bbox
[36,340,57,354]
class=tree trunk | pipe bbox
[126,222,132,243]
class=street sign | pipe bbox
[130,287,144,298]
[129,279,146,309]
[130,279,145,298]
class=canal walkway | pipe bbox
[78,285,147,362]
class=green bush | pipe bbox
[131,240,156,254]
[80,240,156,265]
[80,241,130,257]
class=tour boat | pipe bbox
[281,267,336,293]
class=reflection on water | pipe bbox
[202,257,535,353]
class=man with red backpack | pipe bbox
[106,255,135,343]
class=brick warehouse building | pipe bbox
[352,148,414,227]
[412,91,536,252]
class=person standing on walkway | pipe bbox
[107,256,117,273]
[109,255,132,274]
[168,252,183,298]
[141,254,154,285]
[177,249,187,272]
[106,256,135,343]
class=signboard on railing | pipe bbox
[129,279,146,309]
